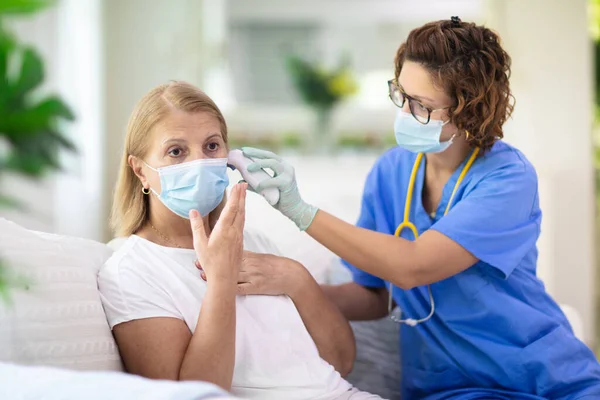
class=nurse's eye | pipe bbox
[167,147,185,158]
[415,102,428,112]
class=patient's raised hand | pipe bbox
[189,183,247,283]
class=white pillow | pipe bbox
[0,218,123,372]
[0,362,232,400]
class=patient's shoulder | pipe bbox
[243,227,282,256]
[99,235,155,278]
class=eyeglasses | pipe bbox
[387,80,450,125]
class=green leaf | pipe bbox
[0,194,22,209]
[4,151,46,176]
[0,0,77,199]
[0,0,54,16]
[47,129,76,152]
[0,259,10,304]
[0,96,75,137]
[0,258,31,305]
[37,142,61,169]
[0,29,16,100]
[39,96,75,120]
[12,47,44,99]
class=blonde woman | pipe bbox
[98,81,381,400]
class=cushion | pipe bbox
[329,259,402,400]
[0,218,123,371]
[0,362,232,400]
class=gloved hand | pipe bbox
[241,147,318,231]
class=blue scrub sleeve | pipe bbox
[431,163,541,279]
[342,166,387,289]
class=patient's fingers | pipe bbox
[215,184,241,229]
[237,282,253,296]
[234,183,247,231]
[237,271,252,284]
[189,209,208,253]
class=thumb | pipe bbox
[189,209,208,252]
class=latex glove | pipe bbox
[241,147,318,231]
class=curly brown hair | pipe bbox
[394,18,514,151]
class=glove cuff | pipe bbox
[288,202,318,231]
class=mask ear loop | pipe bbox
[142,161,160,196]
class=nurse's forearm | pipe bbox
[306,210,475,289]
[306,211,416,288]
[321,283,390,321]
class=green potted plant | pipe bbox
[285,54,358,153]
[0,0,76,301]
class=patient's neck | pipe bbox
[144,199,210,249]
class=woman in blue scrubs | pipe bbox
[237,17,600,399]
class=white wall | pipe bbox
[228,0,482,24]
[53,0,105,242]
[484,0,596,344]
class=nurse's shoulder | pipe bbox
[477,141,537,179]
[471,141,540,210]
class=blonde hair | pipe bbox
[111,81,228,237]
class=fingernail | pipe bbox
[189,209,199,219]
[201,272,206,281]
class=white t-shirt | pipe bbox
[98,229,352,400]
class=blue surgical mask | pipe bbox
[394,110,455,153]
[144,158,229,218]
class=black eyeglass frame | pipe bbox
[387,79,451,125]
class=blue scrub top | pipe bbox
[343,141,600,399]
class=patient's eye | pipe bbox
[167,146,184,158]
[206,141,220,152]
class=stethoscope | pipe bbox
[389,147,480,326]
